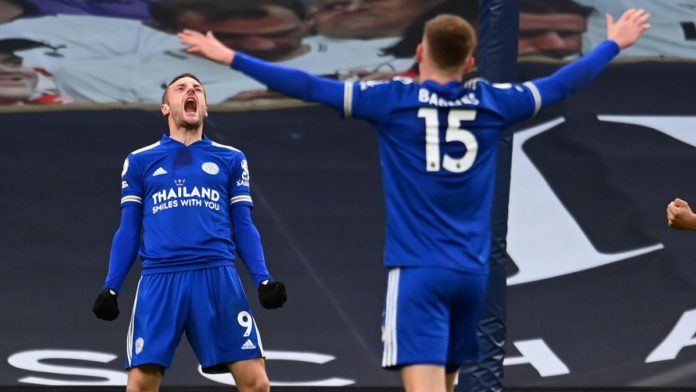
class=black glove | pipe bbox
[258,280,287,309]
[93,288,119,321]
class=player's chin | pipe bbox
[180,114,203,126]
[183,110,200,118]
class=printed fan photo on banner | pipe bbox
[2,0,696,389]
[0,0,694,106]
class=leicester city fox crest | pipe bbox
[201,162,220,175]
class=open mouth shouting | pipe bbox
[184,97,198,116]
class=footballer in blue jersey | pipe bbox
[180,9,650,392]
[343,76,540,275]
[92,73,286,392]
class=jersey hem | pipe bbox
[200,353,264,374]
[382,360,445,371]
[141,259,233,275]
[383,262,488,275]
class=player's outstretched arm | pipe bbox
[232,204,287,309]
[92,204,142,321]
[606,8,652,50]
[178,30,235,66]
[666,198,696,231]
[179,29,344,111]
[530,8,651,109]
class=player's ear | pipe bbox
[161,103,170,116]
[464,56,475,73]
[416,43,423,63]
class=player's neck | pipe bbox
[419,62,463,86]
[420,70,462,86]
[169,127,203,146]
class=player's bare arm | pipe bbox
[666,198,696,230]
[606,8,651,49]
[178,29,235,65]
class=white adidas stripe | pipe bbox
[211,141,241,152]
[344,82,354,118]
[253,318,264,355]
[524,81,542,117]
[382,268,400,367]
[126,278,142,367]
[131,141,160,155]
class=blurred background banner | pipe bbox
[1,59,696,387]
[0,0,694,106]
[1,0,696,389]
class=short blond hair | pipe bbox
[424,14,477,71]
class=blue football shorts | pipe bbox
[381,266,488,373]
[125,265,263,373]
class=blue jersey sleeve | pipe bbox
[120,153,144,206]
[473,40,620,125]
[527,40,620,110]
[232,204,272,287]
[345,79,400,123]
[103,203,142,292]
[232,52,344,112]
[228,153,254,208]
[480,80,540,124]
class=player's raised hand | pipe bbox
[666,197,696,230]
[258,280,287,309]
[178,29,235,65]
[606,8,651,49]
[92,288,119,321]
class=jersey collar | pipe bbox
[161,133,212,147]
[422,80,462,90]
[422,80,465,98]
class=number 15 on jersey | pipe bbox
[418,108,478,173]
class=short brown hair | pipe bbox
[162,72,205,104]
[424,14,477,71]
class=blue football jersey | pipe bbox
[120,134,253,272]
[344,77,541,274]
